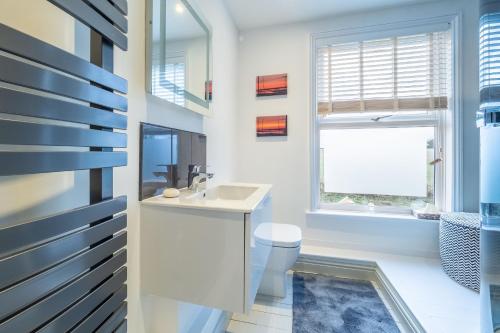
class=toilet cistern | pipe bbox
[255,223,302,298]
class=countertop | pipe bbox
[140,183,272,213]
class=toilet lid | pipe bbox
[254,223,302,248]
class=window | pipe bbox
[480,11,500,109]
[152,52,186,107]
[314,27,452,213]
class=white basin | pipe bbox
[142,183,271,213]
[204,185,258,200]
[185,185,259,201]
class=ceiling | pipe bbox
[223,0,437,30]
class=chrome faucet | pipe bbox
[190,173,208,192]
[188,164,213,192]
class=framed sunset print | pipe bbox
[205,80,213,101]
[256,74,287,97]
[256,115,288,137]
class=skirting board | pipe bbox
[294,254,426,333]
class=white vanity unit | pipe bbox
[140,183,272,314]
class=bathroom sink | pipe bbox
[204,185,258,200]
[183,185,259,202]
[142,183,271,213]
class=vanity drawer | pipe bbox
[141,206,245,312]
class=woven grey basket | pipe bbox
[439,212,480,292]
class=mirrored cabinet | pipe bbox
[146,0,212,115]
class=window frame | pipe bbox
[310,15,463,215]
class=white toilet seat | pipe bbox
[254,223,302,248]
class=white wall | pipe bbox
[113,0,238,332]
[235,0,479,258]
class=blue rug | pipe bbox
[293,272,400,333]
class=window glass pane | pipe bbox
[320,126,435,209]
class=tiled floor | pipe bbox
[226,274,293,333]
[226,272,403,333]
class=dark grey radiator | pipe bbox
[0,1,128,332]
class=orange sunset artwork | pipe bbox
[256,115,288,137]
[256,73,288,97]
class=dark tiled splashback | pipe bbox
[139,122,206,200]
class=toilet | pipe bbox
[255,223,302,298]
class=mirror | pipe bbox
[146,0,211,115]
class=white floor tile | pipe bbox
[251,302,292,317]
[232,310,292,331]
[226,320,289,333]
[254,289,293,306]
[230,273,294,333]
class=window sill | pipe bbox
[306,209,440,224]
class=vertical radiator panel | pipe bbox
[0,55,128,111]
[71,285,128,333]
[0,119,127,147]
[83,0,128,33]
[0,87,128,129]
[0,250,126,332]
[0,22,127,93]
[115,320,128,333]
[0,1,129,331]
[0,196,127,255]
[0,232,127,322]
[95,302,128,333]
[109,0,128,15]
[36,269,127,333]
[47,0,128,50]
[0,152,128,176]
[0,214,127,290]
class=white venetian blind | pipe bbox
[480,12,500,98]
[151,52,186,107]
[317,30,451,115]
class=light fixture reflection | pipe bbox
[175,3,185,14]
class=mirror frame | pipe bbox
[145,0,212,116]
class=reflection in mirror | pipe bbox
[140,123,207,200]
[171,129,192,189]
[147,0,211,114]
[140,124,173,200]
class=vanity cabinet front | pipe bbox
[141,193,272,314]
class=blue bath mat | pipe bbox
[293,272,400,333]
